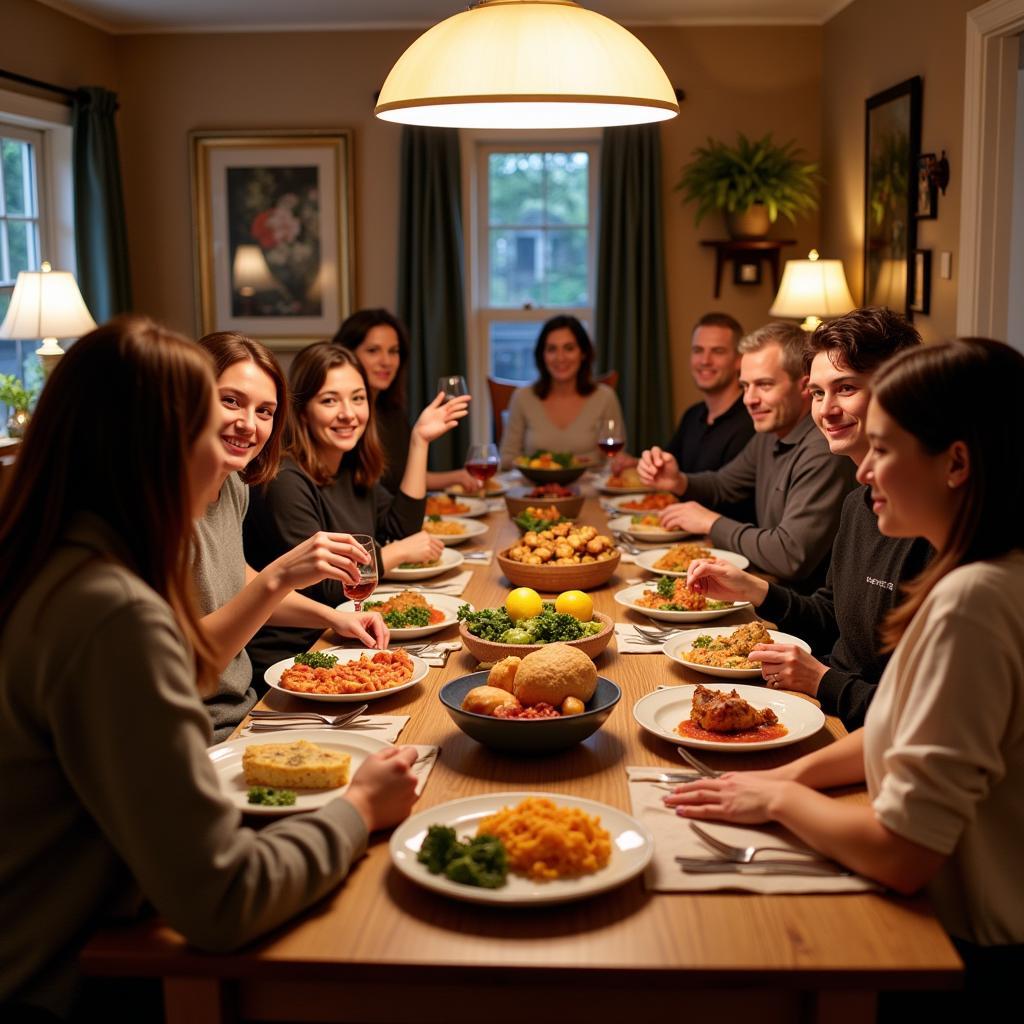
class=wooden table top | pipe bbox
[82,483,960,1000]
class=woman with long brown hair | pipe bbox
[0,318,419,1019]
[244,342,466,675]
[665,338,1024,993]
[195,332,389,741]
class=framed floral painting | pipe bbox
[191,130,354,348]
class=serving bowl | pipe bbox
[515,463,587,485]
[504,487,584,520]
[439,672,621,753]
[458,610,614,663]
[496,546,621,591]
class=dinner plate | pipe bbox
[602,493,677,513]
[595,478,656,495]
[209,728,389,815]
[613,582,750,623]
[384,546,464,581]
[634,546,751,575]
[632,684,825,752]
[424,494,489,518]
[338,592,469,640]
[264,647,430,703]
[662,626,811,679]
[606,514,691,543]
[389,791,654,905]
[424,516,490,546]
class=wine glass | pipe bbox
[465,442,500,497]
[596,417,626,465]
[438,375,469,402]
[342,534,378,613]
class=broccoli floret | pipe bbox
[443,834,508,889]
[246,787,297,807]
[292,651,338,668]
[655,575,676,598]
[377,606,431,628]
[691,634,714,649]
[417,825,461,874]
[459,606,516,642]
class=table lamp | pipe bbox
[0,261,97,376]
[768,250,856,332]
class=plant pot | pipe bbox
[725,204,771,240]
[6,409,29,438]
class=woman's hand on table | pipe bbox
[658,501,719,535]
[687,558,769,606]
[329,610,390,650]
[663,772,796,825]
[344,746,420,831]
[637,446,685,492]
[264,531,369,590]
[413,392,471,444]
[382,531,445,570]
[748,643,828,696]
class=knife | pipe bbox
[675,857,853,877]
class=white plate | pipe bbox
[425,494,490,518]
[264,647,430,703]
[632,684,825,752]
[606,514,691,543]
[390,791,654,905]
[384,546,464,581]
[613,583,750,623]
[424,516,490,546]
[603,493,677,513]
[634,547,751,575]
[595,479,656,495]
[662,626,811,679]
[209,728,389,815]
[338,592,469,640]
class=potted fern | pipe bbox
[675,133,820,239]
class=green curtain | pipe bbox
[72,87,132,322]
[595,124,672,453]
[397,126,468,471]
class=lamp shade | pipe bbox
[232,245,278,296]
[769,251,856,325]
[0,264,96,343]
[375,0,679,129]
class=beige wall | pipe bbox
[821,0,985,343]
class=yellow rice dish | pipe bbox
[682,621,772,670]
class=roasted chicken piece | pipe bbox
[690,684,778,733]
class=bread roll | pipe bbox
[487,656,520,693]
[462,685,522,716]
[513,644,596,708]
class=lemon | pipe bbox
[555,590,593,621]
[506,587,543,621]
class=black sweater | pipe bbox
[757,485,932,730]
[242,456,425,682]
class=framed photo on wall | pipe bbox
[863,77,921,317]
[915,153,938,219]
[910,249,931,315]
[190,129,354,349]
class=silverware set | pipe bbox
[628,624,684,645]
[610,530,644,555]
[246,704,390,732]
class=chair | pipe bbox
[487,370,620,445]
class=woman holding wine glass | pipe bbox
[332,309,477,494]
[243,344,466,678]
[498,315,625,469]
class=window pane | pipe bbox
[1,138,34,217]
[489,228,545,308]
[544,229,589,306]
[5,220,35,278]
[489,321,540,382]
[488,152,544,225]
[544,152,589,225]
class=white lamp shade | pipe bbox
[375,0,679,129]
[232,244,277,293]
[868,258,908,310]
[0,267,96,341]
[769,257,856,320]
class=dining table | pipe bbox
[79,477,962,1023]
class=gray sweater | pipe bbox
[0,516,368,1016]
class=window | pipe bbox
[476,144,598,384]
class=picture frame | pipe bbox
[863,77,922,317]
[190,129,354,349]
[915,153,938,219]
[733,258,762,286]
[909,248,931,315]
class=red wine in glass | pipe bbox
[343,579,377,603]
[465,443,500,497]
[597,438,625,457]
[343,534,377,612]
[597,417,626,465]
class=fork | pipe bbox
[635,623,684,639]
[676,745,722,778]
[611,531,642,555]
[689,822,830,863]
[248,704,368,727]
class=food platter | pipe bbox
[337,592,469,640]
[264,647,430,703]
[425,494,490,518]
[662,626,811,679]
[633,547,750,575]
[383,546,464,581]
[389,791,653,905]
[632,685,825,752]
[613,583,750,623]
[424,516,490,546]
[209,729,388,815]
[606,514,691,543]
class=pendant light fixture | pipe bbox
[375,0,679,130]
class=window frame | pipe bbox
[0,121,47,298]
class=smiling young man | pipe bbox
[685,308,932,727]
[638,321,858,591]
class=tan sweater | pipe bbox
[864,550,1024,945]
[0,517,368,1014]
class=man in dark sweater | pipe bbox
[686,307,932,729]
